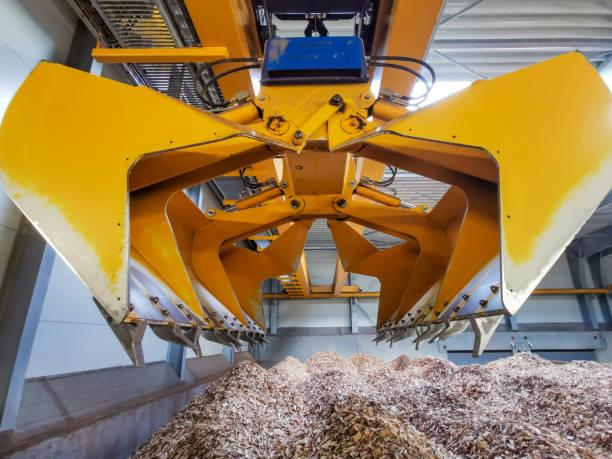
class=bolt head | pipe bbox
[364,93,372,100]
[329,94,343,106]
[336,198,347,208]
[293,130,304,140]
[348,180,356,188]
[280,181,289,189]
[290,199,301,209]
[206,208,216,217]
[257,95,265,101]
[422,205,431,213]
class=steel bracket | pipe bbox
[94,298,146,367]
[150,324,202,357]
[471,315,503,357]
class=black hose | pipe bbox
[362,165,397,187]
[366,55,436,103]
[366,62,432,101]
[196,58,262,109]
[239,167,265,190]
[368,55,436,85]
[197,57,261,78]
[198,63,262,109]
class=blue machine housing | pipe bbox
[260,36,369,85]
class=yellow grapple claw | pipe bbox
[1,48,610,359]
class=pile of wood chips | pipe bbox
[132,352,611,458]
[281,395,451,458]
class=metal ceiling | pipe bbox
[429,0,612,81]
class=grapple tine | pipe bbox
[94,298,146,367]
[413,327,430,351]
[201,329,234,347]
[434,320,471,341]
[414,323,447,345]
[428,322,450,343]
[471,315,504,357]
[149,324,203,357]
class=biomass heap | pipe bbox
[132,353,612,458]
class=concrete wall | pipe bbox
[1,352,251,459]
[0,0,77,286]
[9,384,210,459]
[603,252,612,286]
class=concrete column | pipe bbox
[221,346,234,364]
[166,343,186,380]
[270,299,278,335]
[566,250,599,329]
[587,252,612,324]
[350,298,360,334]
[0,224,55,431]
[504,315,519,331]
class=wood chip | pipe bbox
[131,352,612,458]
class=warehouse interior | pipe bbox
[0,0,611,457]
